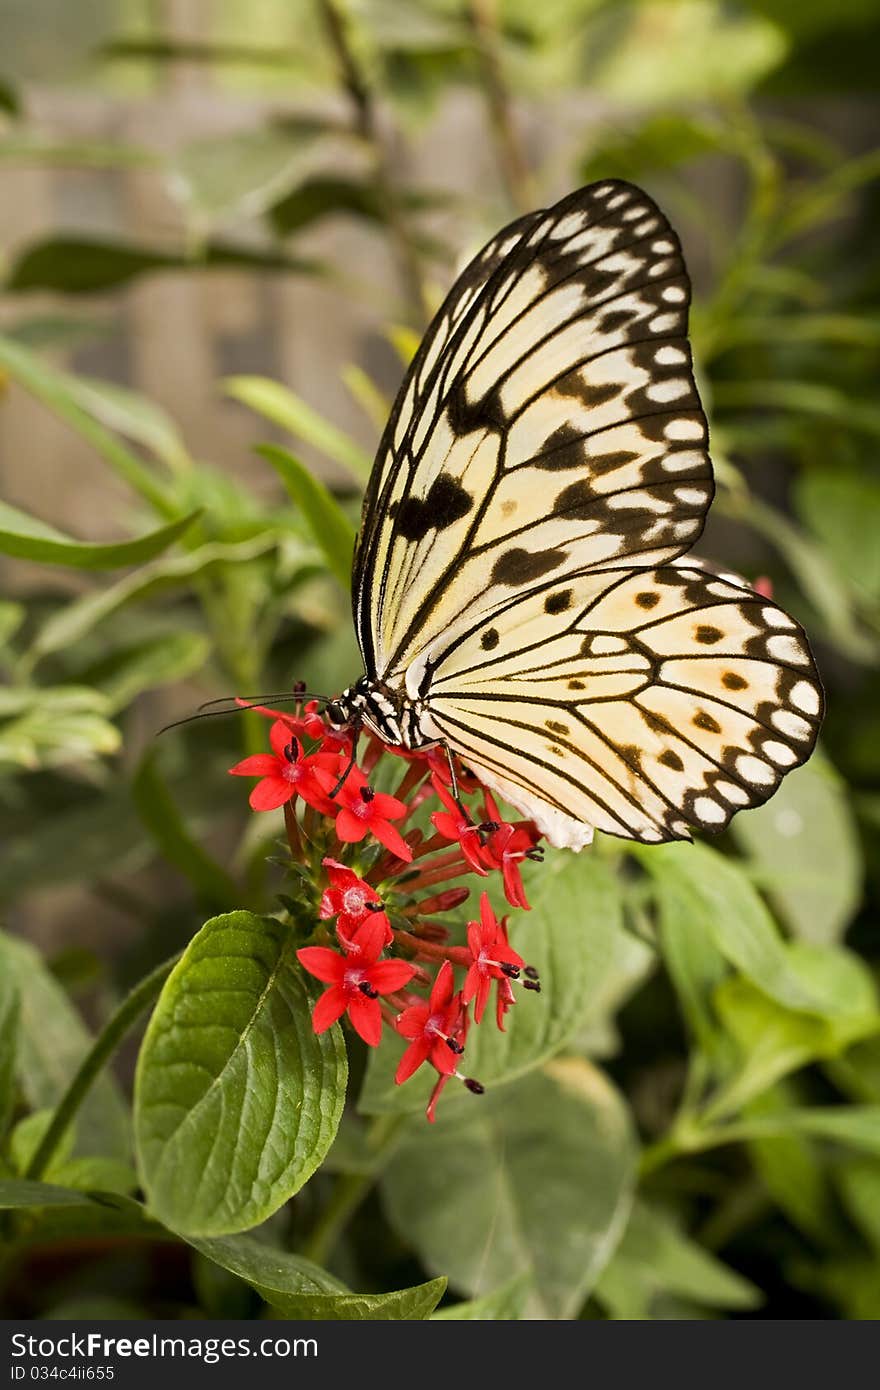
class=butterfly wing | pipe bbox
[354,180,713,682]
[417,566,823,848]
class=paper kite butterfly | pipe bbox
[325,180,823,849]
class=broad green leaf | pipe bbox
[172,126,335,231]
[0,335,177,518]
[432,1276,531,1320]
[836,1157,880,1249]
[595,1200,761,1319]
[223,375,371,484]
[746,1085,839,1244]
[47,1158,139,1197]
[709,945,880,1117]
[0,500,199,569]
[134,912,346,1236]
[359,853,626,1115]
[0,931,129,1160]
[653,868,730,1055]
[731,756,863,944]
[189,1233,445,1320]
[256,444,355,590]
[637,841,819,1012]
[6,237,320,296]
[66,375,192,472]
[86,631,211,713]
[131,751,240,911]
[580,111,734,184]
[0,973,20,1138]
[10,1109,75,1175]
[0,686,119,770]
[381,1059,636,1319]
[795,466,880,601]
[25,534,278,668]
[725,1107,880,1156]
[0,1180,113,1210]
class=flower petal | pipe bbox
[249,777,294,811]
[395,1003,430,1040]
[429,960,455,1012]
[395,1037,431,1084]
[430,1037,460,1076]
[335,808,368,842]
[297,946,346,984]
[347,992,383,1047]
[269,719,299,759]
[311,986,347,1033]
[370,818,413,862]
[370,959,417,993]
[228,754,280,777]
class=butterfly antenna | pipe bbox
[155,689,329,738]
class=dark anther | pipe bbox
[359,785,376,803]
[523,980,542,993]
[464,1077,485,1095]
[524,965,540,981]
[478,820,502,835]
[445,1037,465,1054]
[283,738,300,764]
[526,848,544,862]
[500,962,521,979]
[292,680,307,697]
[367,902,383,913]
[358,981,379,999]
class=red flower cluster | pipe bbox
[229,695,542,1122]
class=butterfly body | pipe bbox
[340,180,824,849]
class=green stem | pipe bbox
[300,1114,403,1266]
[466,0,535,213]
[24,953,181,1182]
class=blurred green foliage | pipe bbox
[1,0,879,1321]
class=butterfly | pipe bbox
[325,179,823,849]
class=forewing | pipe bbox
[353,180,713,681]
[422,567,823,848]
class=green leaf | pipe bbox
[189,1233,445,1320]
[580,111,734,184]
[836,1157,880,1249]
[795,466,880,601]
[0,931,129,1160]
[10,1109,75,1175]
[256,444,355,590]
[381,1058,636,1319]
[48,1158,139,1197]
[0,686,120,770]
[0,75,21,116]
[595,1200,761,1319]
[761,1107,880,1156]
[172,126,336,232]
[24,534,279,669]
[745,1085,839,1244]
[0,335,178,518]
[6,237,320,296]
[0,500,199,570]
[359,853,627,1115]
[223,375,371,484]
[432,1275,531,1320]
[709,945,880,1117]
[0,972,18,1138]
[86,631,211,713]
[0,1179,115,1210]
[131,750,240,911]
[731,756,863,945]
[134,912,347,1236]
[66,375,192,473]
[637,841,820,1012]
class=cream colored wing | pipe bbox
[353,181,713,683]
[416,566,823,848]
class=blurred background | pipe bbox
[2,0,880,1320]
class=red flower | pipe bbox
[319,857,392,947]
[394,961,465,1083]
[430,777,489,875]
[479,794,543,909]
[297,915,415,1046]
[461,892,525,1024]
[229,719,340,812]
[329,766,413,862]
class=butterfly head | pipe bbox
[327,676,430,751]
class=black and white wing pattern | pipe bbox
[353,180,713,683]
[418,567,823,848]
[349,179,824,848]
